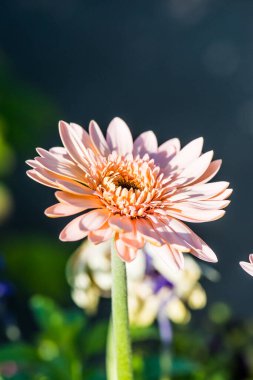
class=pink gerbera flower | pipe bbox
[240,254,253,276]
[26,118,232,265]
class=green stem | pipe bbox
[106,317,117,380]
[111,239,133,380]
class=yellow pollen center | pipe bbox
[95,154,164,217]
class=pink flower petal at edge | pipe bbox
[89,120,110,156]
[145,243,184,271]
[169,137,204,169]
[133,131,158,157]
[240,255,253,276]
[45,203,87,218]
[108,214,133,233]
[55,191,103,208]
[114,235,138,262]
[106,117,133,155]
[88,223,113,244]
[80,209,110,231]
[59,214,89,241]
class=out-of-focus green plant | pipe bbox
[0,296,252,380]
[0,295,108,380]
[0,116,14,224]
[1,234,71,302]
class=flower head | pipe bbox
[240,254,253,277]
[27,117,231,264]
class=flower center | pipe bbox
[95,154,165,217]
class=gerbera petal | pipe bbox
[55,179,95,195]
[191,159,222,185]
[69,122,95,151]
[89,120,110,156]
[55,191,103,208]
[240,260,253,276]
[59,214,89,242]
[145,243,184,271]
[106,117,133,155]
[168,218,218,263]
[170,137,204,169]
[135,218,163,246]
[80,209,110,231]
[178,151,214,186]
[133,131,158,157]
[108,214,133,233]
[114,236,138,262]
[59,121,89,167]
[210,188,233,201]
[26,169,57,189]
[88,223,113,244]
[169,182,230,202]
[119,231,145,249]
[158,138,181,154]
[167,207,225,223]
[35,152,84,182]
[45,203,86,218]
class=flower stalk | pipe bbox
[111,238,133,380]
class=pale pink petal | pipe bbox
[80,209,110,231]
[153,138,180,167]
[145,243,184,271]
[45,203,86,218]
[151,216,217,263]
[88,223,113,244]
[108,214,133,233]
[135,218,163,246]
[158,138,181,154]
[55,191,103,208]
[55,179,95,195]
[114,237,138,262]
[49,147,69,160]
[167,207,225,223]
[169,182,230,202]
[169,137,204,169]
[26,170,57,189]
[106,117,133,155]
[59,214,89,241]
[133,131,158,157]
[240,261,253,276]
[119,231,145,249]
[177,151,214,186]
[185,200,230,210]
[69,122,95,151]
[168,218,218,263]
[250,254,253,264]
[89,120,110,156]
[59,121,90,167]
[210,188,233,201]
[35,150,85,182]
[190,160,222,185]
[148,215,192,251]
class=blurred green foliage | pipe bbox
[1,235,70,302]
[0,296,252,379]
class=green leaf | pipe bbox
[0,343,37,364]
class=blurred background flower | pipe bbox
[67,240,209,343]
